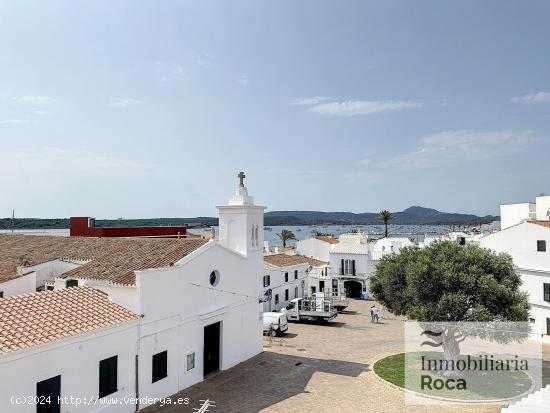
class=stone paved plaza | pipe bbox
[144,300,549,413]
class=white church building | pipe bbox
[0,173,265,412]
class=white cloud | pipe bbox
[156,62,188,82]
[13,96,56,105]
[290,96,331,106]
[511,91,550,103]
[308,100,423,116]
[34,110,50,116]
[109,98,141,108]
[380,129,538,170]
[236,75,249,84]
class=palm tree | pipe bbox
[276,229,297,248]
[378,210,393,238]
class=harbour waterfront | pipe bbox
[1,224,456,245]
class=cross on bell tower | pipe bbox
[238,171,245,187]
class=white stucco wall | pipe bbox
[480,223,550,336]
[19,259,85,289]
[535,195,550,221]
[480,222,550,271]
[261,263,308,312]
[135,241,263,407]
[330,252,369,277]
[295,238,333,262]
[0,272,36,297]
[500,203,535,230]
[0,322,139,413]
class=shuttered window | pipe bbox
[99,356,118,398]
[537,240,547,252]
[284,272,288,282]
[152,351,168,383]
[285,289,289,301]
[37,375,61,413]
[544,283,550,302]
[294,270,298,279]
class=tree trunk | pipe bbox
[384,221,388,238]
[441,331,463,378]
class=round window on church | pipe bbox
[209,270,220,287]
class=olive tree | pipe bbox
[370,241,529,368]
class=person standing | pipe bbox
[372,306,379,323]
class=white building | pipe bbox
[421,231,483,248]
[296,235,339,262]
[500,195,550,230]
[480,220,550,338]
[0,287,140,413]
[329,233,414,299]
[261,254,328,311]
[0,173,266,411]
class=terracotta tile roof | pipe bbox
[0,287,140,353]
[299,256,328,267]
[264,254,327,268]
[315,235,339,244]
[0,234,207,285]
[530,220,550,228]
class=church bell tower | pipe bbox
[217,172,265,258]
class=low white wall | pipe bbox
[0,272,36,297]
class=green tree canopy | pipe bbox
[370,241,529,323]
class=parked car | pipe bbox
[263,312,288,336]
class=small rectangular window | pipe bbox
[186,352,195,372]
[294,270,298,280]
[547,318,550,336]
[529,318,536,324]
[284,272,288,282]
[537,240,546,252]
[294,286,298,298]
[66,279,78,288]
[152,351,168,383]
[274,294,279,304]
[0,291,3,298]
[36,375,61,413]
[285,289,289,301]
[544,283,550,302]
[99,355,118,398]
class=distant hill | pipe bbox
[0,206,498,230]
[263,206,498,225]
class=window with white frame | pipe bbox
[186,351,195,372]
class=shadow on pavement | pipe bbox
[142,351,369,413]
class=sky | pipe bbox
[0,0,549,218]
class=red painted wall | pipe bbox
[70,217,187,238]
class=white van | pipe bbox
[263,312,288,336]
